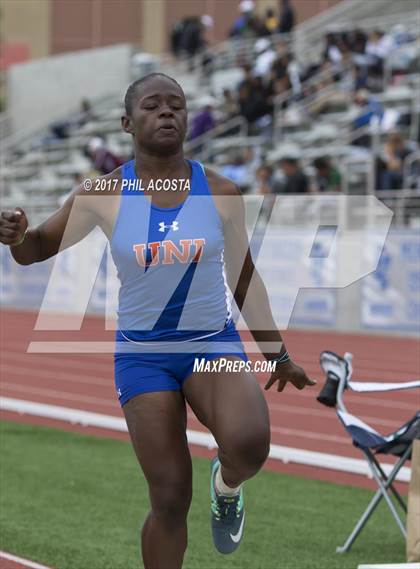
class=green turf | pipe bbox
[0,420,407,569]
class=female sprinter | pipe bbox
[0,73,315,569]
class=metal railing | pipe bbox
[403,150,420,189]
[183,115,248,160]
[375,189,420,226]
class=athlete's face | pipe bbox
[122,77,187,154]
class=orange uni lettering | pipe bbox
[162,239,192,264]
[133,242,161,267]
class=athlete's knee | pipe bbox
[149,476,192,526]
[225,424,271,471]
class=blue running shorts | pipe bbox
[114,321,248,407]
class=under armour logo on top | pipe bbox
[158,221,179,232]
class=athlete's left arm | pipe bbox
[206,170,315,392]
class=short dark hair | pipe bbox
[124,73,183,115]
[280,157,298,165]
[313,157,330,170]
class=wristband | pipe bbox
[269,350,291,365]
[11,229,27,247]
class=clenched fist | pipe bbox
[0,208,28,246]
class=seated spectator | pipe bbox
[264,8,278,34]
[353,65,369,91]
[343,28,367,55]
[220,89,239,119]
[49,99,96,140]
[189,101,216,140]
[237,62,254,92]
[365,29,395,62]
[278,157,309,193]
[86,137,124,175]
[307,75,349,116]
[312,157,342,192]
[230,0,256,38]
[377,132,411,190]
[221,147,261,193]
[78,99,96,127]
[220,154,250,192]
[238,83,272,128]
[353,89,384,129]
[286,53,302,98]
[254,38,277,77]
[254,164,283,194]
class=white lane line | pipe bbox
[0,551,53,569]
[0,384,116,408]
[267,401,403,429]
[1,364,110,387]
[0,397,411,483]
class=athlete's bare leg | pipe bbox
[123,391,192,569]
[182,356,271,488]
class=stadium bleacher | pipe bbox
[0,6,419,228]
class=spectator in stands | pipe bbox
[220,154,250,192]
[365,29,395,64]
[324,33,343,67]
[265,66,290,104]
[353,65,369,91]
[254,38,277,77]
[270,47,290,81]
[350,28,368,54]
[198,15,215,80]
[249,14,271,38]
[86,137,124,175]
[285,53,302,99]
[229,1,256,38]
[238,82,272,130]
[220,89,239,119]
[311,157,342,192]
[49,99,96,140]
[78,99,96,127]
[189,100,216,140]
[278,0,295,34]
[278,157,309,193]
[264,8,279,34]
[171,16,207,65]
[307,74,349,116]
[353,89,384,129]
[237,63,254,91]
[254,164,282,194]
[377,133,411,190]
[221,147,261,193]
[171,19,187,57]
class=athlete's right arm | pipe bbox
[0,185,100,265]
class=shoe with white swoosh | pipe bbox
[210,457,245,554]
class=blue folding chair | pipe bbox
[317,350,420,553]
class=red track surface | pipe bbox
[1,309,419,491]
[0,551,53,569]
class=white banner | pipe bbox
[361,230,420,332]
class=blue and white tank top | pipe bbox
[110,159,232,342]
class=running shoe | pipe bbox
[210,456,245,554]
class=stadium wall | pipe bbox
[1,0,343,61]
[7,43,132,137]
